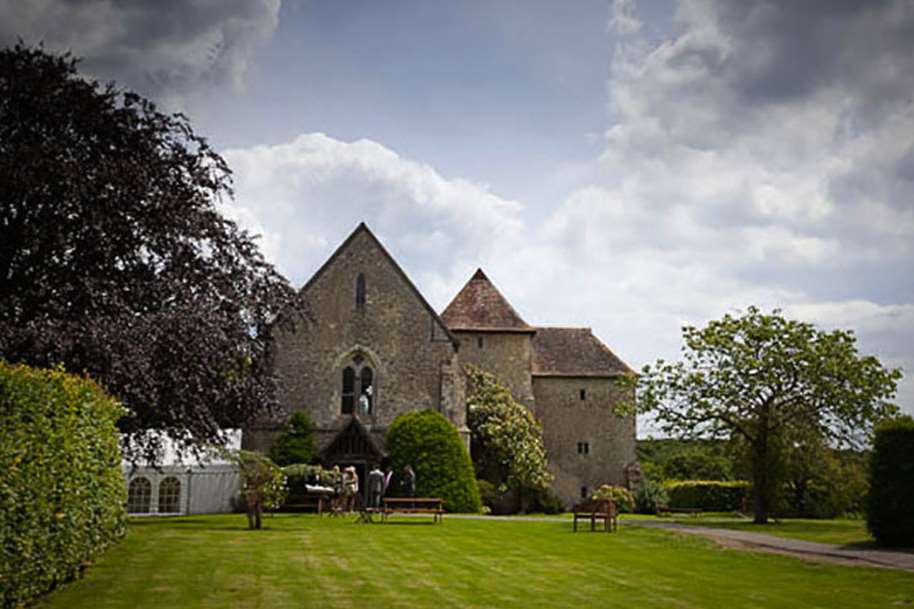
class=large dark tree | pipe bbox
[628,307,900,524]
[0,44,298,462]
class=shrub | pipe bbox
[591,485,635,513]
[529,486,566,514]
[476,479,499,510]
[867,416,914,547]
[664,480,749,511]
[386,410,481,512]
[634,479,669,514]
[0,363,126,608]
[270,411,316,466]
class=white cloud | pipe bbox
[209,1,914,417]
[608,0,642,35]
[482,0,914,415]
[221,133,524,303]
[0,0,280,106]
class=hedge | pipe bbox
[1,363,126,608]
[386,410,481,513]
[866,416,914,547]
[663,480,750,511]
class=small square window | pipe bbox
[580,389,586,401]
[581,486,588,499]
[477,336,484,349]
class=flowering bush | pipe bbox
[591,485,635,513]
[466,365,551,493]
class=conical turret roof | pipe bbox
[441,269,533,332]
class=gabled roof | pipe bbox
[441,269,534,332]
[318,416,386,459]
[299,223,458,348]
[532,327,633,378]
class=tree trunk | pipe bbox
[751,430,770,524]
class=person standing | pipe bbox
[367,464,385,509]
[402,465,416,498]
[341,466,359,512]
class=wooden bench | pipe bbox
[382,497,445,523]
[572,498,618,532]
[656,504,702,517]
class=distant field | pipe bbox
[34,514,913,609]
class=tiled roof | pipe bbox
[441,269,533,332]
[532,327,633,377]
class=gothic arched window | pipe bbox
[341,356,375,415]
[356,273,366,308]
[342,366,356,414]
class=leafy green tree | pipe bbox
[663,447,733,481]
[270,412,316,466]
[465,365,552,495]
[0,44,298,463]
[628,307,900,523]
[224,450,286,530]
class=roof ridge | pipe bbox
[298,223,458,348]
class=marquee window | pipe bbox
[127,477,151,514]
[158,477,181,513]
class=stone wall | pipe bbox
[451,330,536,408]
[532,376,636,507]
[249,228,463,455]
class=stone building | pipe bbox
[244,223,637,507]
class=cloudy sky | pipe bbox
[3,0,913,421]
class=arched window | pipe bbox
[341,356,375,415]
[356,273,366,308]
[127,477,151,514]
[158,477,181,513]
[359,366,373,414]
[342,367,356,414]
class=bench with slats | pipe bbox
[572,498,618,532]
[382,497,445,523]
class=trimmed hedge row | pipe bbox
[386,410,481,513]
[867,416,914,547]
[664,480,750,511]
[1,363,126,608]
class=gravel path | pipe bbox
[626,520,914,572]
[435,514,914,572]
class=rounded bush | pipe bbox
[386,410,481,513]
[663,480,749,511]
[866,416,914,547]
[1,363,126,607]
[592,485,635,513]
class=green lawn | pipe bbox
[36,514,913,609]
